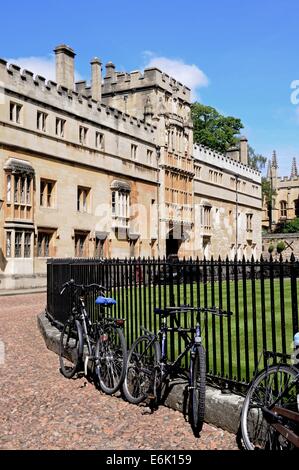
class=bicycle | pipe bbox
[122,305,232,433]
[240,349,299,450]
[59,279,127,395]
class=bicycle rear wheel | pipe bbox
[241,364,298,450]
[95,324,127,395]
[190,344,206,434]
[59,318,83,378]
[123,335,161,404]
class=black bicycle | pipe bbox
[59,279,127,394]
[240,350,299,450]
[123,305,232,433]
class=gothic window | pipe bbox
[74,231,89,257]
[77,186,90,213]
[79,126,88,145]
[95,132,105,150]
[10,102,22,123]
[37,111,47,132]
[6,232,11,257]
[280,201,287,218]
[56,118,66,137]
[40,179,56,208]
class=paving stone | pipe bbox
[0,293,238,450]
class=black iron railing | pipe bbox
[46,255,299,391]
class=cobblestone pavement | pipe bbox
[0,293,238,450]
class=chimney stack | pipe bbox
[239,135,248,165]
[54,44,76,90]
[90,57,102,102]
[105,61,115,79]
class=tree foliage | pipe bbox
[276,241,286,253]
[247,146,267,171]
[191,102,244,153]
[278,218,299,233]
[261,178,276,204]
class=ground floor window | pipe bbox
[5,230,33,258]
[74,231,89,257]
[6,231,12,257]
[95,238,105,258]
[37,231,54,257]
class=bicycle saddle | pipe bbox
[95,296,117,305]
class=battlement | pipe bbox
[278,175,299,183]
[0,58,157,136]
[193,144,261,182]
[102,66,191,103]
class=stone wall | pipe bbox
[262,232,299,259]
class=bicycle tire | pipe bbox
[241,364,299,450]
[59,318,83,378]
[190,344,206,433]
[123,335,161,404]
[95,324,127,395]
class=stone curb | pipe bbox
[37,311,243,435]
[0,287,46,296]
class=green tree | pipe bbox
[248,146,267,171]
[191,102,244,153]
[279,218,299,233]
[276,241,286,253]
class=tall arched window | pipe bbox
[295,199,299,218]
[280,201,287,218]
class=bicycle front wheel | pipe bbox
[95,324,127,395]
[123,335,161,404]
[190,344,206,434]
[59,318,83,378]
[241,364,298,450]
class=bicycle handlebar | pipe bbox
[60,279,108,295]
[155,305,233,317]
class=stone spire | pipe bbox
[291,157,298,178]
[267,159,271,178]
[271,150,278,169]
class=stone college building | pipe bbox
[0,45,262,289]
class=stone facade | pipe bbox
[263,151,299,229]
[0,45,262,290]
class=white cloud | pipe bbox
[144,54,209,101]
[5,55,83,82]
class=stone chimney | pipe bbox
[239,135,248,165]
[90,57,102,102]
[54,44,76,90]
[105,61,115,79]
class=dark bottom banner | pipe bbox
[0,450,289,467]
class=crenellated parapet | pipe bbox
[0,58,157,137]
[102,67,191,103]
[193,144,261,182]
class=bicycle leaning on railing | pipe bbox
[240,348,299,450]
[59,279,127,395]
[122,305,232,434]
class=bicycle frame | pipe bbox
[141,311,202,382]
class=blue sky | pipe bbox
[1,0,298,176]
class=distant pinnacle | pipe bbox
[266,159,271,178]
[271,150,278,169]
[291,157,298,178]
